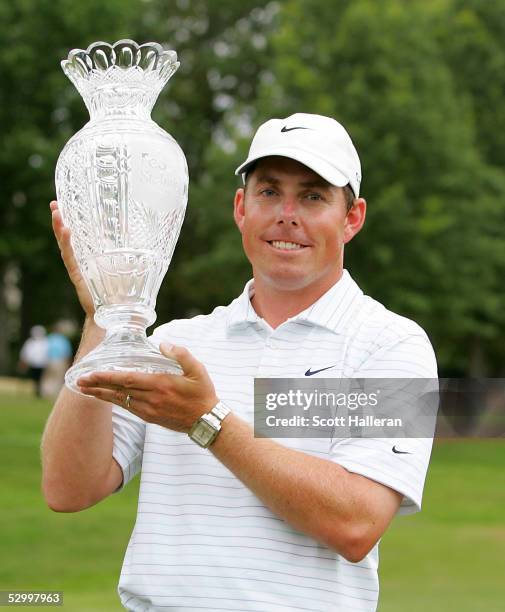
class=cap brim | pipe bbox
[234,147,349,189]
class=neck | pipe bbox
[251,270,344,329]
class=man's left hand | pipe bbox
[77,343,218,432]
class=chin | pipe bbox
[261,272,313,291]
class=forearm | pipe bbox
[70,344,401,558]
[72,315,105,362]
[210,413,381,559]
[41,318,112,511]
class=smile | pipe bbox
[267,240,308,251]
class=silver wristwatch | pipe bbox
[188,401,231,448]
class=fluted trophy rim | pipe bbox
[61,39,180,92]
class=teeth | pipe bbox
[270,240,305,250]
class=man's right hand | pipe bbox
[42,203,116,514]
[50,200,95,317]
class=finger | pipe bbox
[59,226,75,260]
[51,206,65,247]
[78,386,149,415]
[51,208,73,259]
[160,343,201,378]
[51,209,81,275]
[52,211,69,246]
[77,371,164,392]
[50,201,69,245]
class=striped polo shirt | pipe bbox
[112,269,437,611]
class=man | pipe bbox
[40,322,73,398]
[42,113,437,611]
[19,325,48,397]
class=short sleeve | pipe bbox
[330,436,433,514]
[111,405,146,492]
[330,332,438,514]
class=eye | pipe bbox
[305,192,323,201]
[259,188,277,197]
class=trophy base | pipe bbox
[65,328,183,396]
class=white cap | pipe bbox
[235,113,362,197]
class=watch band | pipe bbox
[200,413,221,429]
[211,401,231,422]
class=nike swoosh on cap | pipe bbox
[281,126,310,133]
[305,365,336,376]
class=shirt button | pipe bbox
[266,338,278,349]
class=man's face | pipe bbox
[233,156,365,293]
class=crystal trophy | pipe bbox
[55,40,188,393]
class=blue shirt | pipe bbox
[47,333,72,360]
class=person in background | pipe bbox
[19,325,48,398]
[41,322,73,398]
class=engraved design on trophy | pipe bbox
[55,40,188,393]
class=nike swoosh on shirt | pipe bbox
[305,365,336,376]
[392,446,412,454]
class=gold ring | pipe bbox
[125,393,132,409]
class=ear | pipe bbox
[343,198,367,244]
[233,187,246,233]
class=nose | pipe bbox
[276,195,299,226]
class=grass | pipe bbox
[0,392,139,611]
[379,439,505,611]
[0,391,503,611]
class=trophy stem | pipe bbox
[65,306,182,395]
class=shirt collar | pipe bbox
[226,279,261,329]
[226,270,363,334]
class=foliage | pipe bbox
[1,0,505,375]
[248,0,505,374]
[0,0,274,367]
[0,0,143,369]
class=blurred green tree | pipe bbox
[230,0,505,375]
[132,0,279,317]
[0,0,143,372]
[0,0,274,372]
[2,0,505,377]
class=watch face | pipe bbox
[190,421,218,447]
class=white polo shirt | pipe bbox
[112,270,437,611]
